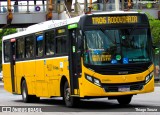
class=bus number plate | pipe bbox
[118,86,130,92]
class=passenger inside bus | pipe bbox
[26,45,34,58]
[36,35,44,57]
[38,45,43,56]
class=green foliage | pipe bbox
[0,28,17,70]
[145,12,160,45]
[0,28,17,51]
[149,19,160,45]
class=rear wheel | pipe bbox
[63,81,79,107]
[21,80,40,103]
[117,95,132,105]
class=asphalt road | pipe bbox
[0,82,160,114]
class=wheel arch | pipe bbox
[60,75,69,97]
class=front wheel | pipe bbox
[117,95,132,105]
[63,81,79,107]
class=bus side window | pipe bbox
[4,41,10,62]
[56,36,67,54]
[25,36,34,58]
[55,28,67,54]
[36,35,44,57]
[45,31,54,55]
[16,38,24,59]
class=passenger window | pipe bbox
[45,31,54,55]
[55,28,68,54]
[56,36,67,54]
[36,35,44,57]
[4,41,10,62]
[25,36,34,58]
[16,38,24,59]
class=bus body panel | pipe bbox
[35,60,45,96]
[79,64,154,97]
[10,57,69,97]
[45,59,55,96]
[3,63,12,93]
[23,61,35,95]
[15,61,24,94]
[79,77,154,97]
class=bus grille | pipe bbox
[102,81,145,92]
[86,62,152,75]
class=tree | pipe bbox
[0,28,17,70]
[145,12,160,46]
[149,20,160,45]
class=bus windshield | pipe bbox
[83,28,151,65]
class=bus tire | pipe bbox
[21,80,32,103]
[63,81,79,107]
[117,95,132,105]
[32,95,40,102]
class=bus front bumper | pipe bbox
[79,77,154,98]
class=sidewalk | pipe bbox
[155,82,160,87]
[0,82,3,86]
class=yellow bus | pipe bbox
[2,11,154,107]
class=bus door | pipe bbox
[10,38,16,93]
[68,28,82,95]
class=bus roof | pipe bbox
[2,15,82,41]
[2,11,143,41]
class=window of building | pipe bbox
[45,31,54,55]
[36,35,44,57]
[4,41,10,62]
[25,35,34,58]
[16,37,25,59]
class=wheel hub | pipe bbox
[65,88,70,101]
[23,87,26,99]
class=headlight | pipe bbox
[145,71,154,84]
[85,74,101,87]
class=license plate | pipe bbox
[118,86,130,92]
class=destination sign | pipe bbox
[91,16,139,25]
[92,55,111,62]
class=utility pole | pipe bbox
[46,0,53,20]
[7,0,13,24]
[115,0,119,11]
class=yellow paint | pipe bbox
[74,89,78,95]
[3,57,154,99]
[79,63,154,97]
[3,57,69,98]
